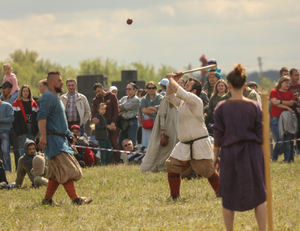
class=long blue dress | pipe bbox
[213,99,266,211]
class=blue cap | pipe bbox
[158,78,169,86]
[208,58,217,65]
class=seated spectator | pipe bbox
[31,154,48,187]
[121,139,145,165]
[15,139,37,188]
[0,160,8,189]
[70,125,95,167]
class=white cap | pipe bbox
[109,86,118,92]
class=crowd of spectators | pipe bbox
[1,61,300,190]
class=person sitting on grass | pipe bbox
[121,139,145,165]
[70,125,95,168]
[15,139,37,188]
[31,154,48,187]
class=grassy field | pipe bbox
[1,155,300,231]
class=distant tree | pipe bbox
[0,49,77,96]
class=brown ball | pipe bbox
[127,18,133,25]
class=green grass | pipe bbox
[1,155,300,230]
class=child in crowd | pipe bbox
[70,125,95,167]
[94,103,113,166]
[3,63,19,100]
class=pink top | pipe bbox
[3,73,19,95]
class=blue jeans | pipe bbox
[118,118,139,149]
[9,128,21,170]
[97,139,112,166]
[0,130,11,172]
[271,117,294,162]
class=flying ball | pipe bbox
[127,18,133,25]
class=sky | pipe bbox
[0,0,299,75]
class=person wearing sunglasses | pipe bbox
[121,139,145,165]
[140,81,163,148]
[118,83,140,149]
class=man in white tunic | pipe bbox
[165,73,219,201]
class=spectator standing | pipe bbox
[0,81,20,169]
[203,69,222,99]
[205,79,228,135]
[158,78,169,96]
[2,63,19,101]
[109,86,118,97]
[94,103,113,166]
[118,83,141,148]
[91,83,120,163]
[60,78,91,136]
[39,79,48,94]
[279,67,289,77]
[12,85,39,153]
[0,97,14,172]
[289,68,300,154]
[140,81,163,148]
[270,76,296,162]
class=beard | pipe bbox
[54,87,64,94]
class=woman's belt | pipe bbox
[181,136,208,159]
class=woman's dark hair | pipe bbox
[226,64,247,89]
[128,82,138,90]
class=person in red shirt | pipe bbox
[269,76,296,162]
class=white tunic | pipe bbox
[166,87,213,161]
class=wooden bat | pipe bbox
[262,94,274,231]
[174,64,217,76]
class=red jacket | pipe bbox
[12,100,39,136]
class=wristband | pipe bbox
[280,99,282,104]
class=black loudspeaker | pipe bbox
[77,75,108,107]
[121,70,137,83]
[111,80,145,100]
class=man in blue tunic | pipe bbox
[37,71,92,206]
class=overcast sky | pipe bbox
[0,0,299,75]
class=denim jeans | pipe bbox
[118,118,139,148]
[0,130,11,172]
[18,123,36,154]
[9,128,21,170]
[271,116,294,162]
[97,139,112,166]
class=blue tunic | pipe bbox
[37,91,74,159]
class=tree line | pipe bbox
[0,49,177,97]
